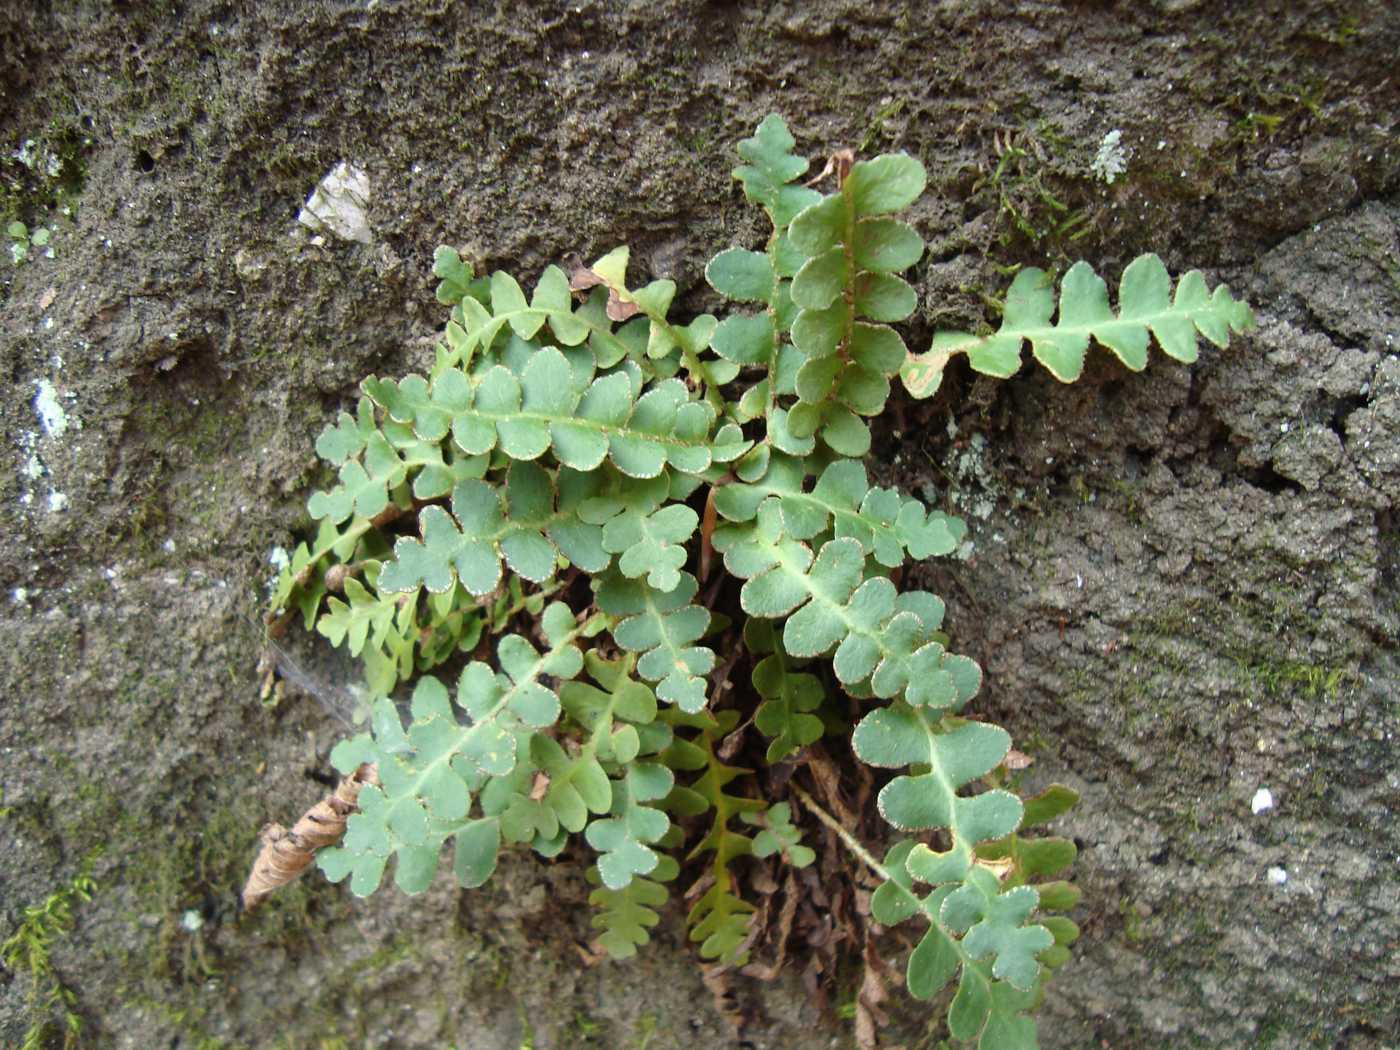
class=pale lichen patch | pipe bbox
[34,378,69,437]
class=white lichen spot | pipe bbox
[12,587,28,604]
[267,545,292,593]
[22,452,44,480]
[180,909,205,933]
[1091,129,1129,185]
[162,538,177,553]
[48,491,69,512]
[1251,787,1274,814]
[298,162,372,244]
[34,379,69,437]
[1266,866,1287,885]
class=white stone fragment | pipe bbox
[298,162,372,244]
[1251,787,1274,814]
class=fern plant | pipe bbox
[259,115,1252,1049]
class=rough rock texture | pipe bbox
[1,2,1396,1048]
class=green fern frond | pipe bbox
[745,619,825,763]
[588,854,679,960]
[713,511,978,709]
[257,113,1260,1050]
[743,801,815,868]
[680,709,763,964]
[375,464,603,595]
[731,114,824,232]
[595,569,715,714]
[902,254,1255,397]
[974,784,1082,972]
[775,152,926,455]
[714,452,965,567]
[318,602,597,895]
[867,842,1049,1049]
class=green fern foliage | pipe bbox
[262,114,1253,1050]
[902,253,1254,397]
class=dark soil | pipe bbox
[2,2,1396,1048]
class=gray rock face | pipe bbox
[1,2,1396,1048]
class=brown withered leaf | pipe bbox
[802,955,829,1015]
[528,771,551,801]
[684,871,715,904]
[741,871,800,982]
[716,713,751,762]
[607,297,640,321]
[805,148,856,188]
[798,864,831,911]
[804,744,860,828]
[1004,748,1035,770]
[699,486,719,584]
[566,256,639,320]
[573,941,607,967]
[749,864,781,897]
[241,763,377,909]
[854,933,896,1050]
[701,963,749,1037]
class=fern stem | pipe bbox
[789,783,892,882]
[792,782,1012,1010]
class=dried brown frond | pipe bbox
[741,870,800,982]
[241,763,377,910]
[854,932,899,1050]
[701,962,749,1037]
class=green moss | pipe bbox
[516,998,537,1050]
[0,116,90,228]
[573,1010,604,1039]
[857,97,909,154]
[1117,898,1148,944]
[631,1014,659,1050]
[1236,658,1356,701]
[965,120,1092,258]
[128,995,239,1050]
[1,852,99,1050]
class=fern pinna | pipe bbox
[255,115,1252,1049]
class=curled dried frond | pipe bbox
[241,764,377,909]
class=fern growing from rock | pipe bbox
[257,115,1252,1049]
